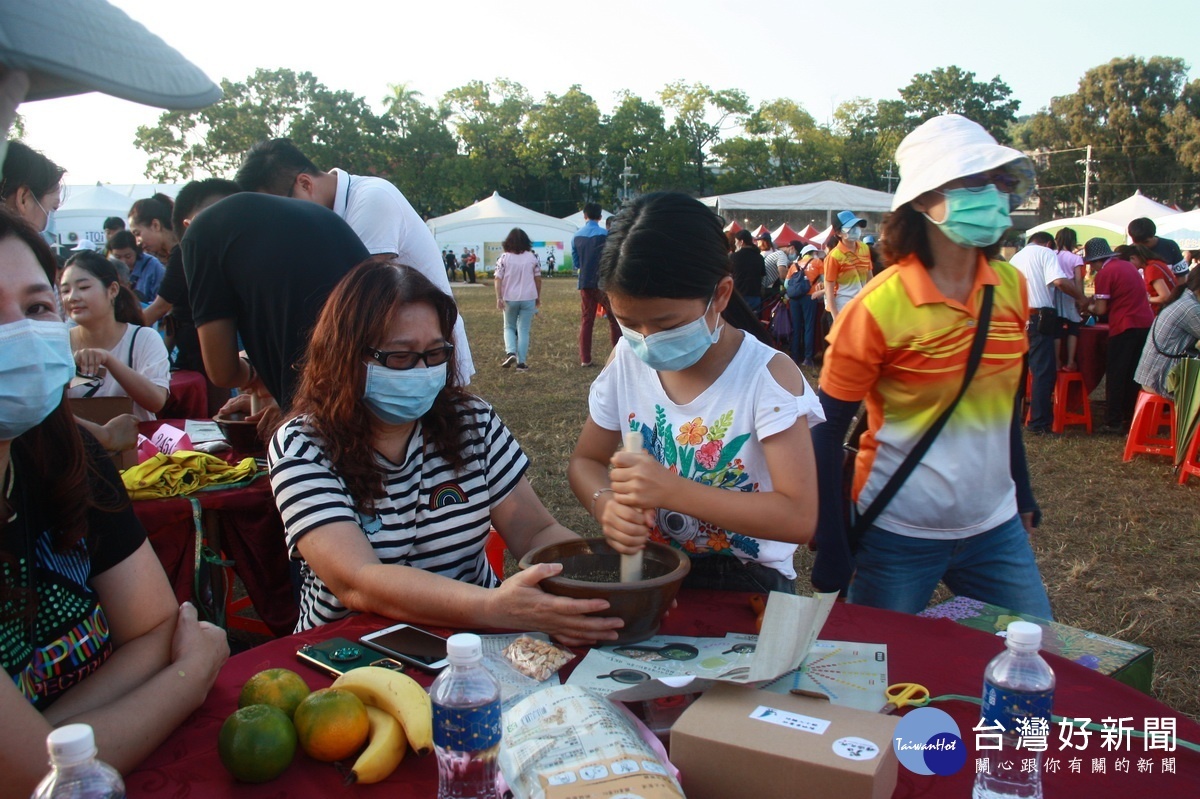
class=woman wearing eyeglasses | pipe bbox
[268,260,622,644]
[809,115,1052,620]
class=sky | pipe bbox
[14,0,1200,187]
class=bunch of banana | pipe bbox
[332,666,433,783]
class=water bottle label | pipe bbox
[980,683,1052,735]
[434,701,502,751]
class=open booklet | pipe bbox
[564,591,889,712]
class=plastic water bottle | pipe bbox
[972,621,1056,799]
[431,633,502,799]
[32,724,125,799]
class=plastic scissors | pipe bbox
[879,682,931,714]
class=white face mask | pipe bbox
[843,227,863,243]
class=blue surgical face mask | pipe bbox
[926,184,1012,248]
[363,362,447,425]
[0,319,75,441]
[619,298,724,372]
[842,227,863,243]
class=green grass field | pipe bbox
[456,276,1200,721]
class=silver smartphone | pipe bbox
[360,623,450,673]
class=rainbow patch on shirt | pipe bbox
[429,482,467,508]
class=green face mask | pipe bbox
[926,184,1012,248]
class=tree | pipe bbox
[1053,57,1197,208]
[133,68,392,181]
[523,85,604,215]
[1009,111,1086,217]
[659,81,750,195]
[441,79,533,206]
[712,98,828,191]
[380,84,460,217]
[829,99,898,191]
[600,91,670,206]
[1166,78,1200,183]
[896,66,1020,143]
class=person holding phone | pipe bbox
[268,259,623,646]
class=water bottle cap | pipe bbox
[1006,620,1043,647]
[445,632,483,664]
[47,724,97,765]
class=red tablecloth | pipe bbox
[131,421,296,636]
[160,369,208,419]
[1078,323,1110,394]
[125,591,1200,798]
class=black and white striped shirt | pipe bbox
[268,397,528,631]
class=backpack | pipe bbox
[785,268,811,299]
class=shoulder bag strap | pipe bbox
[1150,306,1192,359]
[851,284,995,535]
[127,325,142,367]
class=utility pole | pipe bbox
[1076,144,1095,215]
[620,157,638,204]
[884,163,897,194]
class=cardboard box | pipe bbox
[670,683,898,799]
[920,596,1153,694]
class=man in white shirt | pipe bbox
[235,139,474,383]
[1010,232,1086,434]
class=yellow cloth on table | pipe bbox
[121,451,258,500]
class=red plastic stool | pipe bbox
[1178,429,1200,485]
[1052,371,1092,434]
[1122,391,1175,462]
[222,567,272,636]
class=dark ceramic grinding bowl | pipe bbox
[518,539,690,644]
[212,412,264,454]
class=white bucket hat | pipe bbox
[891,114,1035,212]
[0,0,220,109]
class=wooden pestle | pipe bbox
[620,432,645,583]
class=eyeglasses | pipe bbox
[960,170,1021,194]
[364,344,455,370]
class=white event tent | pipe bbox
[427,192,579,272]
[1025,191,1181,247]
[55,184,136,247]
[1155,209,1200,250]
[56,183,185,248]
[699,180,895,224]
[561,208,613,228]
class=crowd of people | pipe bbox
[5,103,1200,792]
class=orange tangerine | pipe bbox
[239,668,311,719]
[293,687,370,762]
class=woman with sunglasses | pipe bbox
[809,115,1052,620]
[268,259,622,645]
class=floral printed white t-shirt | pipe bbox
[587,331,824,579]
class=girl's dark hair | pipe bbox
[600,191,768,343]
[881,203,1003,269]
[129,193,174,230]
[1162,264,1200,309]
[64,250,147,326]
[0,141,65,202]
[0,209,91,621]
[288,258,469,514]
[107,229,141,255]
[502,227,532,253]
[1054,227,1078,253]
[1114,243,1159,266]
